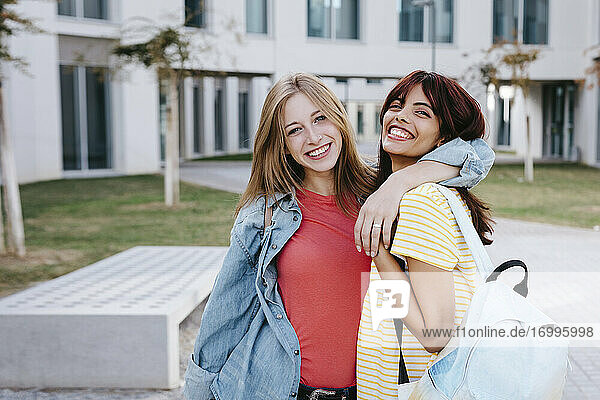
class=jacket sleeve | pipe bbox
[418,137,495,188]
[183,225,260,399]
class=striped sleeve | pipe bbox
[390,184,459,271]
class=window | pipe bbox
[214,79,226,152]
[239,79,251,149]
[398,0,423,42]
[60,65,112,171]
[58,0,75,17]
[246,0,268,34]
[84,0,107,19]
[193,82,204,154]
[493,0,518,42]
[367,78,382,84]
[523,0,548,44]
[185,0,205,28]
[357,105,364,135]
[493,0,548,44]
[336,0,359,39]
[495,86,513,146]
[308,0,359,40]
[398,0,453,43]
[58,0,107,19]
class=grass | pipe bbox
[0,175,238,297]
[473,164,600,229]
[0,163,598,297]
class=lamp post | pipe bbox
[412,0,436,71]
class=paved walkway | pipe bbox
[2,160,598,399]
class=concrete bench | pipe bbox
[0,246,227,389]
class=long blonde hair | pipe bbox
[236,72,376,216]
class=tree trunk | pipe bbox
[0,176,5,254]
[164,73,180,207]
[523,92,534,183]
[0,83,25,256]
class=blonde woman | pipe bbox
[183,72,492,400]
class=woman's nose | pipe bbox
[306,127,322,143]
[395,108,410,124]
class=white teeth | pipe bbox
[389,127,413,139]
[307,143,330,157]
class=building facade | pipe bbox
[6,0,600,183]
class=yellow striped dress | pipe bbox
[356,183,481,400]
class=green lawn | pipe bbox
[0,175,238,297]
[473,164,600,229]
[0,163,598,297]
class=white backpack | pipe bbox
[398,185,569,399]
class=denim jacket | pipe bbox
[183,138,494,400]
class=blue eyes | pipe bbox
[287,115,326,135]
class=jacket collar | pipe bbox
[266,188,296,209]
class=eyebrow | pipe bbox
[413,101,433,111]
[284,110,321,129]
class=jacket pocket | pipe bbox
[183,354,218,400]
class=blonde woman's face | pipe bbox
[283,93,342,175]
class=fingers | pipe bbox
[382,217,393,250]
[370,220,382,258]
[354,208,366,252]
[361,211,374,256]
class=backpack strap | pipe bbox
[394,318,410,384]
[264,198,273,236]
[434,185,494,282]
[435,184,528,296]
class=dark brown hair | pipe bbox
[376,70,494,245]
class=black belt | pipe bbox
[297,383,357,400]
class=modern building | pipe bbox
[6,0,600,183]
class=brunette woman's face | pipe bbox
[283,93,342,175]
[381,84,441,159]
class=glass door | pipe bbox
[543,85,564,158]
[60,65,111,171]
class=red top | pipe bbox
[276,188,372,388]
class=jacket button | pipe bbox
[271,244,277,249]
[293,216,298,221]
[276,314,283,319]
[291,392,297,397]
[294,350,299,355]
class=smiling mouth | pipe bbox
[387,126,415,141]
[305,143,331,159]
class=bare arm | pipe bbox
[373,241,455,353]
[354,161,459,257]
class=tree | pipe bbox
[113,10,231,207]
[465,41,540,182]
[114,25,189,207]
[0,0,41,256]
